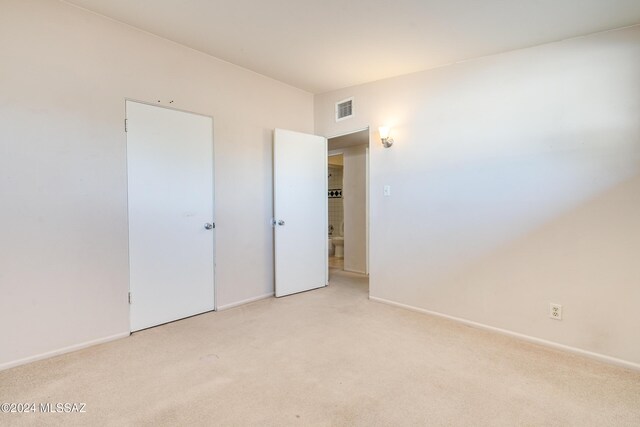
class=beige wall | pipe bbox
[0,0,313,369]
[343,145,367,274]
[315,26,640,366]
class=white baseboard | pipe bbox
[0,332,130,372]
[1,294,276,371]
[369,296,640,372]
[217,292,274,311]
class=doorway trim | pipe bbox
[326,126,371,277]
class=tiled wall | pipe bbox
[328,165,343,236]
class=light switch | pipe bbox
[383,185,391,196]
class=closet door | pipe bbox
[126,100,215,331]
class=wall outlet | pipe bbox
[549,303,562,320]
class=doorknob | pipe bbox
[277,220,285,226]
[204,223,214,230]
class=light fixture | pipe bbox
[379,126,394,148]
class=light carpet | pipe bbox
[1,270,639,426]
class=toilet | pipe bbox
[332,222,344,258]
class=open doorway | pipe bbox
[328,153,344,270]
[327,128,369,279]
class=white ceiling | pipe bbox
[63,0,640,93]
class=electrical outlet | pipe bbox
[549,303,562,320]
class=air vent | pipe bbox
[335,97,354,121]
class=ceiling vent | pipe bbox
[335,97,354,121]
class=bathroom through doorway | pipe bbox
[327,128,369,278]
[328,153,344,270]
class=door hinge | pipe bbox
[124,119,128,132]
[128,292,132,304]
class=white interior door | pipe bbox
[126,100,215,331]
[274,129,327,297]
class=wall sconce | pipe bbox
[379,126,394,148]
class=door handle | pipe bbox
[277,220,285,226]
[204,223,214,230]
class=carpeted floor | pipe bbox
[1,269,639,426]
